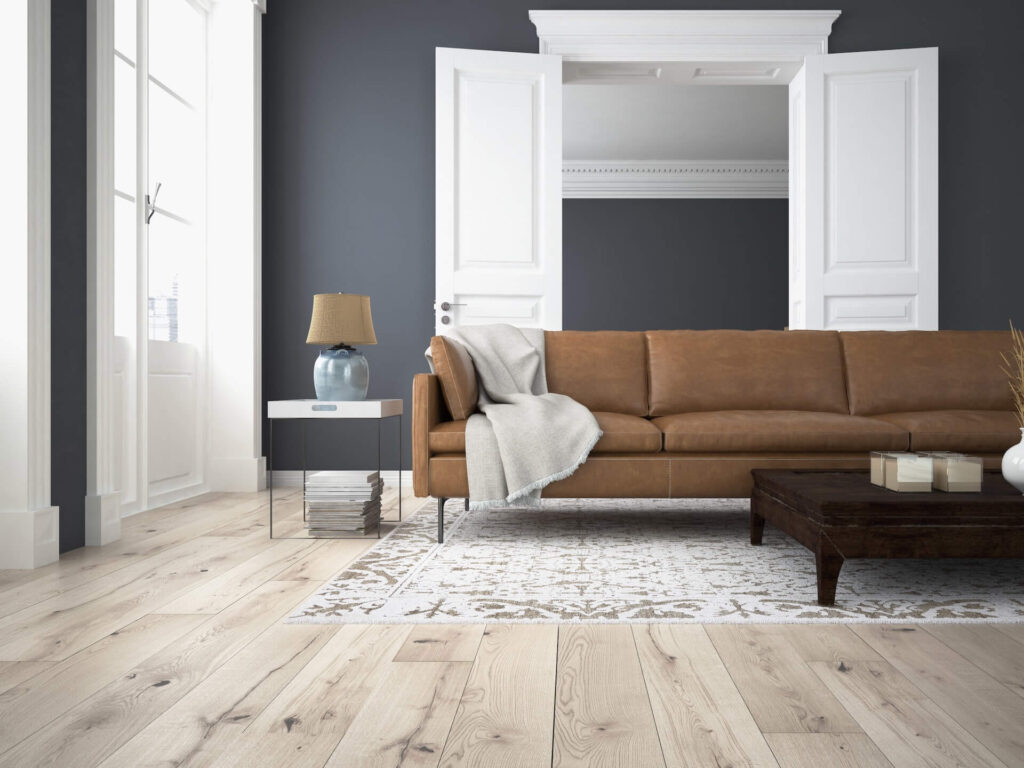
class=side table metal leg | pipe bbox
[302,421,307,522]
[398,414,402,522]
[437,497,446,543]
[377,420,382,538]
[268,418,273,539]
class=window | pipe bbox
[114,0,206,343]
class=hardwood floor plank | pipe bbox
[0,534,270,661]
[633,625,779,768]
[810,659,1008,768]
[96,623,336,768]
[764,733,892,768]
[248,624,411,738]
[0,612,206,754]
[553,624,664,767]
[771,625,884,664]
[706,625,861,734]
[438,624,557,768]
[924,624,1024,701]
[0,660,53,695]
[156,539,317,614]
[394,625,485,662]
[995,624,1024,646]
[272,538,377,581]
[325,661,472,768]
[0,580,316,768]
[853,624,1024,767]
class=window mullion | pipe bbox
[134,0,149,512]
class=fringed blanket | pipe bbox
[432,325,601,509]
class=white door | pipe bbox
[435,47,562,334]
[789,47,938,330]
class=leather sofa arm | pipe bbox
[412,373,445,497]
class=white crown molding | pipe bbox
[530,10,841,62]
[563,161,788,199]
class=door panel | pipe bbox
[435,47,562,334]
[789,47,937,330]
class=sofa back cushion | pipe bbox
[430,336,478,420]
[545,331,649,416]
[646,330,849,417]
[841,331,1013,414]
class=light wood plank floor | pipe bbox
[0,488,1020,768]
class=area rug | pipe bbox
[288,498,1024,624]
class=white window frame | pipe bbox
[87,0,267,544]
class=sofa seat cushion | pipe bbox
[873,410,1020,453]
[654,411,909,453]
[428,412,662,455]
[591,412,662,453]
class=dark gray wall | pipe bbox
[564,199,788,331]
[258,0,1024,471]
[52,0,87,552]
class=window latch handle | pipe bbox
[145,182,162,224]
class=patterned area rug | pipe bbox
[288,498,1024,624]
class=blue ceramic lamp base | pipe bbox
[313,346,369,401]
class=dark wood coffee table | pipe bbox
[750,469,1024,606]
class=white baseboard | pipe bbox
[0,506,59,569]
[208,456,267,492]
[85,491,121,546]
[268,470,411,488]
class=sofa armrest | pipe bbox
[412,373,445,497]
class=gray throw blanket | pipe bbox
[429,325,602,509]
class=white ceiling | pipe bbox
[563,84,788,162]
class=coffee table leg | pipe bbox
[815,541,844,606]
[750,510,765,545]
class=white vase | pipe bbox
[1004,428,1024,494]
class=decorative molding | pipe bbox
[206,0,266,492]
[270,471,412,488]
[562,160,788,199]
[85,491,121,546]
[0,0,58,569]
[209,456,266,492]
[530,10,841,63]
[86,0,120,545]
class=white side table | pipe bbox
[266,399,403,539]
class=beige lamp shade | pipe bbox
[306,293,377,346]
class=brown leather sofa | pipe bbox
[413,330,1017,510]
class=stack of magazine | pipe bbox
[304,471,383,536]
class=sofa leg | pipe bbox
[464,497,470,511]
[437,497,446,544]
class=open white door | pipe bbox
[435,47,562,334]
[789,47,938,330]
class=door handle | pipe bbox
[439,301,466,312]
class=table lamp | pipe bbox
[306,293,376,400]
